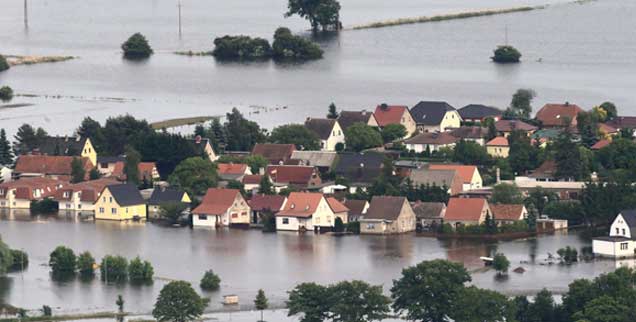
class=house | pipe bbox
[304,118,345,151]
[428,164,482,191]
[410,101,462,132]
[593,210,636,258]
[242,174,264,194]
[251,144,296,165]
[337,110,379,132]
[218,163,252,182]
[344,199,369,221]
[412,201,446,230]
[333,152,385,191]
[444,198,491,228]
[25,136,97,166]
[359,196,416,234]
[147,187,191,218]
[403,132,458,153]
[14,155,93,181]
[458,104,503,123]
[0,177,65,209]
[138,162,160,182]
[94,184,146,221]
[408,168,463,196]
[289,151,337,172]
[189,136,217,162]
[248,194,287,224]
[373,104,416,137]
[192,188,250,228]
[266,165,321,190]
[276,192,332,232]
[531,129,563,146]
[536,102,584,128]
[506,176,584,200]
[97,156,126,177]
[0,165,11,184]
[490,204,527,225]
[448,126,489,146]
[54,178,118,213]
[486,137,510,158]
[605,116,636,133]
[495,120,538,137]
[528,160,558,181]
[326,197,349,224]
[591,139,611,151]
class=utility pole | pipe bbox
[504,24,509,45]
[178,0,182,38]
[24,0,29,29]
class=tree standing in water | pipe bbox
[254,289,269,321]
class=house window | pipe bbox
[66,203,71,209]
[232,213,238,218]
[109,197,113,203]
[282,218,289,224]
[199,215,207,220]
[78,204,82,209]
[620,243,629,250]
[367,223,375,229]
[616,228,620,234]
[111,208,117,214]
[99,207,104,213]
[623,229,626,236]
[100,163,108,168]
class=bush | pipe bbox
[333,217,345,233]
[557,246,578,265]
[440,223,454,234]
[128,256,154,284]
[491,45,521,63]
[200,269,221,291]
[9,249,28,271]
[272,27,323,61]
[212,35,272,60]
[0,55,9,72]
[49,246,76,276]
[41,305,52,317]
[100,255,128,282]
[121,33,153,59]
[261,211,276,233]
[492,253,510,274]
[30,199,58,214]
[0,86,13,102]
[77,251,95,276]
[345,221,360,234]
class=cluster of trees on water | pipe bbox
[492,45,522,63]
[121,33,153,59]
[0,86,13,102]
[0,237,28,274]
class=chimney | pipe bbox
[380,103,388,111]
[565,101,570,106]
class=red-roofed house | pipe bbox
[266,165,321,190]
[486,137,509,158]
[373,104,416,137]
[444,198,491,228]
[490,204,528,225]
[192,188,250,228]
[251,144,296,165]
[218,163,252,181]
[429,164,482,191]
[242,174,264,194]
[14,155,93,181]
[276,192,339,232]
[597,123,618,138]
[591,139,611,150]
[0,177,66,209]
[54,178,119,213]
[248,194,287,224]
[326,197,349,224]
[536,102,584,128]
[138,162,160,182]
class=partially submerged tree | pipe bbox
[0,86,13,102]
[272,27,323,61]
[285,0,342,32]
[153,281,208,322]
[0,55,10,72]
[121,33,153,59]
[492,45,521,63]
[49,246,77,277]
[492,253,510,275]
[200,269,221,291]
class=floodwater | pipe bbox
[1,0,636,136]
[0,210,626,318]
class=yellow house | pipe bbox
[94,184,146,221]
[486,137,510,158]
[147,187,191,218]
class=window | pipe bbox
[66,203,71,209]
[232,213,238,218]
[620,243,629,250]
[367,223,375,229]
[282,218,289,224]
[199,215,207,220]
[99,207,104,213]
[111,208,117,214]
[109,197,113,203]
[78,204,82,209]
[616,228,620,234]
[623,229,626,235]
[100,163,108,168]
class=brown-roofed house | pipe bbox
[412,201,446,229]
[403,132,458,153]
[251,144,296,165]
[304,118,345,151]
[605,116,636,132]
[528,160,557,181]
[138,162,160,182]
[373,104,416,137]
[0,177,66,209]
[408,168,463,196]
[337,110,379,132]
[276,192,339,232]
[14,155,93,181]
[490,204,528,225]
[495,120,538,137]
[242,174,264,194]
[344,199,369,221]
[448,126,489,146]
[444,198,491,228]
[54,178,119,213]
[359,196,416,234]
[266,165,321,190]
[536,102,584,128]
[248,194,287,224]
[192,188,250,228]
[218,163,252,181]
[326,197,349,224]
[429,164,483,191]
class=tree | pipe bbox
[285,0,342,32]
[554,129,586,181]
[333,217,344,233]
[224,108,266,151]
[345,123,383,152]
[226,180,245,194]
[269,124,321,150]
[261,210,277,232]
[330,280,391,322]
[245,155,269,174]
[9,249,28,272]
[599,102,618,120]
[13,123,47,155]
[70,157,86,183]
[524,187,558,216]
[525,203,538,232]
[0,129,13,165]
[254,289,269,322]
[49,246,77,277]
[381,124,407,143]
[200,270,221,291]
[121,33,153,59]
[116,295,125,314]
[159,202,188,224]
[0,86,13,102]
[272,27,324,60]
[77,117,105,153]
[508,130,537,175]
[128,256,154,284]
[450,286,515,322]
[123,146,141,185]
[492,253,510,275]
[391,260,471,322]
[77,251,95,277]
[490,183,523,204]
[557,246,578,264]
[527,289,557,322]
[102,115,153,155]
[259,175,274,195]
[484,117,498,141]
[327,103,339,119]
[212,35,272,60]
[505,89,536,119]
[452,140,490,165]
[168,157,218,196]
[100,255,128,283]
[491,45,521,63]
[89,168,101,180]
[0,237,14,275]
[572,295,635,322]
[0,54,9,72]
[153,281,208,322]
[287,282,332,322]
[134,132,200,177]
[577,111,599,148]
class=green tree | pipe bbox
[0,237,14,275]
[269,124,321,150]
[245,155,269,174]
[9,249,28,271]
[225,108,266,151]
[327,103,339,119]
[121,33,153,59]
[333,217,345,233]
[102,115,153,155]
[159,202,188,224]
[128,256,154,284]
[287,282,332,322]
[100,255,128,283]
[491,45,521,63]
[226,180,245,194]
[124,146,141,185]
[259,175,274,195]
[577,111,599,148]
[490,183,523,204]
[599,102,618,120]
[452,140,490,165]
[508,130,536,175]
[330,280,391,322]
[572,295,635,322]
[261,210,277,232]
[89,168,101,180]
[0,54,9,72]
[13,124,48,155]
[505,89,536,119]
[381,124,407,143]
[168,157,218,196]
[492,253,510,275]
[153,281,209,322]
[200,270,221,291]
[77,251,95,277]
[391,260,471,322]
[450,286,515,322]
[525,203,538,232]
[527,289,557,322]
[0,129,13,165]
[345,123,382,152]
[212,35,272,60]
[134,132,200,177]
[557,246,578,264]
[70,157,85,183]
[0,86,13,102]
[555,129,585,180]
[254,289,269,322]
[77,117,105,153]
[272,27,324,60]
[49,246,77,276]
[285,0,341,32]
[525,187,558,216]
[484,117,498,141]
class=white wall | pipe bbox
[593,239,636,258]
[193,214,221,228]
[276,216,313,231]
[610,214,632,238]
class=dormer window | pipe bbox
[290,203,295,209]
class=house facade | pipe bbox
[14,155,93,181]
[412,201,446,230]
[266,165,322,190]
[276,192,333,232]
[337,110,379,133]
[147,187,191,217]
[490,204,527,225]
[0,177,65,209]
[94,184,147,221]
[403,132,458,153]
[409,101,461,133]
[536,102,583,128]
[251,144,296,165]
[428,164,482,191]
[444,198,491,228]
[593,211,636,258]
[26,136,97,166]
[248,194,287,224]
[304,118,345,151]
[189,136,218,162]
[192,188,250,228]
[486,137,510,158]
[344,199,369,222]
[54,178,118,213]
[359,196,416,234]
[373,104,416,137]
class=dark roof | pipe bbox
[449,126,488,140]
[364,196,408,221]
[305,118,337,140]
[29,136,88,156]
[188,137,212,154]
[97,156,126,164]
[337,111,375,131]
[529,160,557,179]
[606,117,636,129]
[412,202,445,219]
[344,199,368,217]
[619,210,636,231]
[249,194,287,212]
[458,104,502,120]
[107,184,145,206]
[595,236,632,242]
[410,101,456,126]
[404,132,458,145]
[334,153,385,184]
[495,120,538,132]
[148,187,187,205]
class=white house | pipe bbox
[276,192,344,232]
[192,188,250,228]
[305,118,345,151]
[593,210,636,258]
[409,101,462,133]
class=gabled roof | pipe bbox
[218,163,249,175]
[445,198,487,221]
[344,199,368,217]
[428,164,478,184]
[605,117,636,129]
[591,139,610,150]
[449,126,488,140]
[486,137,509,147]
[266,165,317,184]
[277,192,324,218]
[326,197,348,214]
[598,123,618,135]
[105,184,145,206]
[410,101,457,125]
[495,120,538,132]
[192,188,241,215]
[458,104,502,120]
[251,144,296,164]
[408,168,458,188]
[536,103,584,127]
[373,105,409,127]
[490,204,525,221]
[248,194,286,212]
[54,178,118,202]
[188,136,213,154]
[337,111,376,131]
[15,155,93,176]
[148,187,188,205]
[528,160,557,179]
[290,151,337,169]
[404,132,458,145]
[364,196,408,221]
[305,118,337,140]
[0,177,66,199]
[28,136,88,156]
[334,152,385,184]
[139,162,157,178]
[242,174,263,185]
[618,210,636,231]
[412,202,445,219]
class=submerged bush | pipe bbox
[200,269,221,291]
[0,55,9,72]
[272,27,323,61]
[122,33,153,59]
[212,35,272,60]
[0,86,13,102]
[77,251,95,276]
[49,246,76,276]
[101,255,128,282]
[30,199,58,214]
[128,256,154,284]
[491,45,521,63]
[10,249,28,271]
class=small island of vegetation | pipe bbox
[0,55,9,72]
[272,27,323,61]
[491,45,521,63]
[121,33,154,59]
[0,86,13,102]
[212,35,272,61]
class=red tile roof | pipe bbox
[242,174,263,185]
[374,105,409,127]
[53,178,119,202]
[428,164,477,185]
[536,103,584,127]
[249,194,287,212]
[490,204,525,221]
[0,177,66,200]
[598,123,617,135]
[138,162,157,179]
[486,137,509,147]
[445,198,488,221]
[266,165,318,184]
[277,192,324,218]
[192,188,241,215]
[591,139,611,150]
[326,197,349,214]
[15,155,93,177]
[218,163,249,175]
[251,144,296,164]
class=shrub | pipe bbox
[0,86,13,102]
[77,251,95,276]
[41,305,52,317]
[492,253,510,275]
[0,55,9,72]
[440,223,454,234]
[557,246,578,265]
[200,269,221,291]
[9,249,28,271]
[212,35,272,60]
[491,45,521,63]
[30,199,58,214]
[100,255,128,282]
[128,256,154,284]
[261,211,276,233]
[346,221,360,234]
[49,246,76,276]
[272,27,323,60]
[333,217,345,233]
[121,33,153,59]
